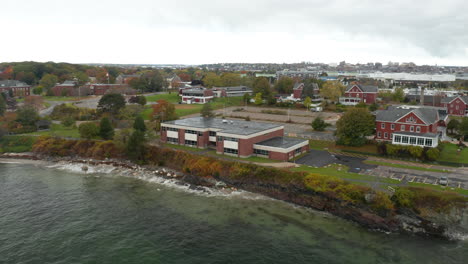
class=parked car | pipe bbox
[439,176,448,186]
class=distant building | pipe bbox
[292,82,321,103]
[375,106,447,148]
[339,84,378,105]
[441,96,468,116]
[86,84,133,95]
[212,86,252,98]
[181,87,214,104]
[160,117,309,161]
[0,80,31,96]
[166,74,182,89]
[51,81,78,96]
[115,74,140,84]
[276,70,318,80]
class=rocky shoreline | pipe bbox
[1,152,467,240]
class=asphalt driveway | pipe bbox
[296,149,377,173]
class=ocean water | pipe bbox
[0,162,467,264]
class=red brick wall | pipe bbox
[178,129,185,145]
[269,151,288,161]
[238,128,284,157]
[161,129,167,142]
[293,89,302,99]
[197,131,209,148]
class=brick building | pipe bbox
[375,106,447,148]
[161,117,309,161]
[181,87,214,104]
[339,84,378,105]
[441,96,468,116]
[0,80,31,96]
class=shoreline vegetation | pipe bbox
[2,135,467,240]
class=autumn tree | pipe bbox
[203,72,222,88]
[336,108,375,146]
[392,88,405,102]
[24,96,44,111]
[201,103,215,118]
[304,96,312,110]
[39,74,58,90]
[129,71,166,92]
[99,117,114,140]
[151,100,177,130]
[274,77,294,94]
[15,106,39,127]
[252,77,272,98]
[220,73,241,87]
[254,93,263,105]
[320,81,345,101]
[97,93,126,115]
[74,72,89,86]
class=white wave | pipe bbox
[45,161,269,200]
[445,231,468,241]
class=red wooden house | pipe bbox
[340,84,378,105]
[375,106,447,148]
[441,96,468,116]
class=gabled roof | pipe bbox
[346,84,378,93]
[293,82,304,90]
[441,96,468,104]
[376,107,440,125]
[0,80,29,87]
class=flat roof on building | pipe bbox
[162,117,282,136]
[255,137,308,149]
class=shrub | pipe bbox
[425,148,440,161]
[78,122,99,139]
[311,117,328,131]
[391,188,415,208]
[62,117,75,127]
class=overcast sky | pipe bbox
[2,0,467,66]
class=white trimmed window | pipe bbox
[410,126,414,132]
[391,124,395,130]
[416,126,421,132]
[381,123,385,129]
[384,132,388,138]
[377,132,382,138]
[401,125,405,131]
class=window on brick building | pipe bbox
[391,124,395,130]
[401,125,405,131]
[381,123,385,129]
[384,132,388,138]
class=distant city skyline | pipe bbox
[2,0,468,66]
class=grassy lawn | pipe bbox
[438,143,468,164]
[408,182,468,196]
[363,160,448,173]
[22,124,80,138]
[145,93,180,103]
[290,164,400,184]
[43,96,91,101]
[142,96,245,120]
[309,139,335,150]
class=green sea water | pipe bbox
[0,162,467,264]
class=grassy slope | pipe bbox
[363,160,448,173]
[438,143,468,164]
[22,124,80,138]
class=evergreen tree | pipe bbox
[97,93,126,115]
[133,115,146,132]
[312,117,327,131]
[99,117,114,140]
[0,95,6,116]
[200,103,214,118]
[126,130,146,162]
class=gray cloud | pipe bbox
[3,0,468,63]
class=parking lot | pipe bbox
[295,150,468,190]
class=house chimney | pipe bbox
[420,87,425,106]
